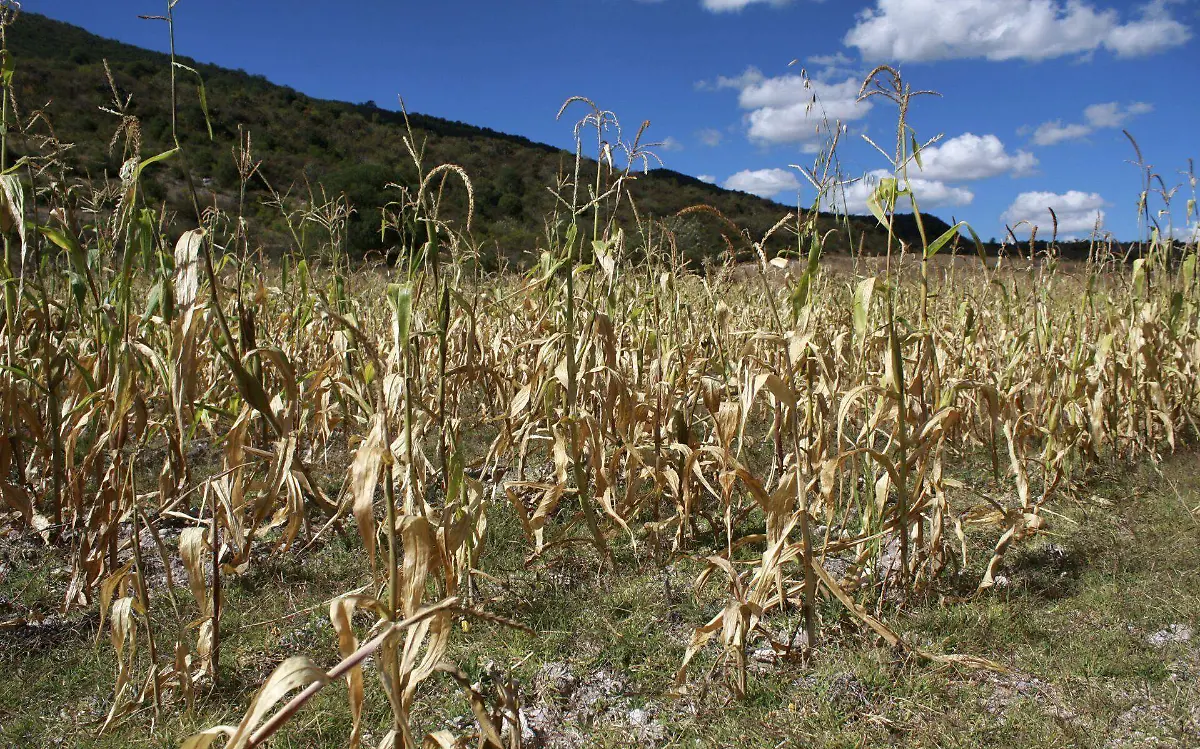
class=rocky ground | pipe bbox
[1,453,1198,748]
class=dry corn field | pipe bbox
[2,5,1200,749]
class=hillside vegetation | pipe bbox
[8,11,954,266]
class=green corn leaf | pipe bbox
[134,208,157,270]
[0,364,51,395]
[173,63,214,141]
[866,177,898,230]
[1169,291,1184,325]
[790,275,812,320]
[39,225,89,275]
[387,283,413,348]
[215,343,277,429]
[926,222,966,259]
[297,259,310,298]
[0,49,15,86]
[964,223,991,268]
[1132,258,1147,298]
[564,223,578,261]
[135,148,179,180]
[141,277,165,324]
[69,271,88,308]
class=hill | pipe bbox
[10,11,958,266]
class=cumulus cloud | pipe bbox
[916,134,1037,181]
[1002,191,1106,235]
[1084,101,1153,127]
[698,174,718,184]
[831,169,974,214]
[807,52,855,68]
[804,135,1028,215]
[1031,101,1154,145]
[803,51,860,82]
[724,168,801,199]
[1170,223,1199,243]
[697,128,724,147]
[1104,0,1194,56]
[699,62,872,145]
[696,66,766,92]
[1031,122,1095,146]
[722,70,872,144]
[845,0,1191,62]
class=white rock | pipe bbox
[1147,624,1193,647]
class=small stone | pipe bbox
[518,708,538,745]
[536,661,578,700]
[1147,624,1192,647]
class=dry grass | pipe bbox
[0,5,1199,748]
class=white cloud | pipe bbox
[702,0,791,11]
[806,52,855,68]
[1032,121,1095,146]
[1170,223,1199,243]
[724,168,801,199]
[1031,101,1154,145]
[1104,0,1194,56]
[845,0,1191,62]
[698,174,718,184]
[1083,101,1154,128]
[701,65,872,145]
[831,168,974,214]
[1002,190,1106,235]
[738,74,852,112]
[803,51,859,82]
[658,136,684,152]
[697,128,724,147]
[697,66,766,92]
[737,72,872,144]
[916,134,1037,181]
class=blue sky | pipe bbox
[22,0,1200,241]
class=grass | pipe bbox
[2,7,1199,749]
[4,450,1197,748]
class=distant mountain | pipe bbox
[11,12,963,267]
